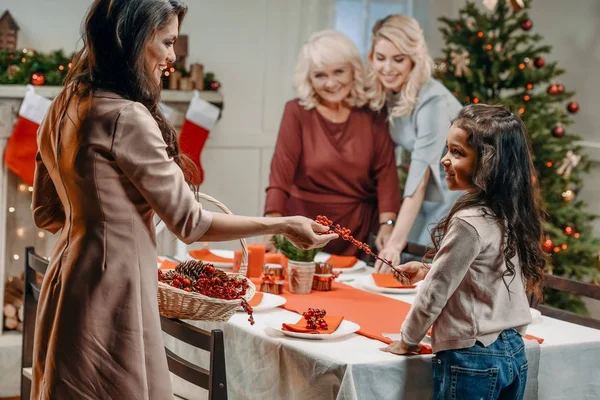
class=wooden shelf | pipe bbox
[0,85,223,104]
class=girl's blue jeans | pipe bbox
[432,329,528,400]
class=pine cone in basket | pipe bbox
[175,260,227,281]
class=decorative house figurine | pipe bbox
[0,11,19,51]
[174,34,188,68]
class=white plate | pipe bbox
[238,292,286,312]
[265,316,360,340]
[184,250,234,270]
[355,274,420,294]
[314,252,367,274]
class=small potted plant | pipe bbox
[271,235,318,294]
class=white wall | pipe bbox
[0,0,335,251]
[2,0,599,237]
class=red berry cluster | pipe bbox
[302,308,328,330]
[158,267,255,325]
[316,215,391,265]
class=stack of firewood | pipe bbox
[3,275,24,332]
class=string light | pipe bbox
[518,107,525,114]
[546,161,553,168]
[518,63,525,70]
[28,186,34,192]
[59,65,65,71]
[553,246,560,253]
[16,228,24,237]
[526,83,533,90]
[523,95,530,102]
[23,48,28,54]
[164,71,170,77]
[13,254,19,260]
[21,58,27,63]
[8,207,15,213]
[19,184,27,191]
[561,244,568,250]
[170,67,175,73]
[38,231,45,238]
[574,233,581,239]
[486,44,493,50]
[473,97,480,104]
[477,31,484,38]
[68,63,73,68]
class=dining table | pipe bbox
[159,252,600,400]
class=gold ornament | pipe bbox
[450,50,472,78]
[433,58,448,74]
[556,150,581,177]
[482,0,524,12]
[561,189,575,203]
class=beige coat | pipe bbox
[31,90,212,399]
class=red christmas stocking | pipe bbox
[178,91,220,185]
[3,86,52,185]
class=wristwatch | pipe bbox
[380,219,395,227]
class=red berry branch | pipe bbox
[316,215,409,279]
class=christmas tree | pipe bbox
[435,0,600,314]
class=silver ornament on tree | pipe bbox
[556,150,581,177]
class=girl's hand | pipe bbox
[374,243,404,273]
[380,340,421,355]
[282,216,338,250]
[392,261,429,285]
[374,224,394,252]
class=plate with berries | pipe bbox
[265,308,360,340]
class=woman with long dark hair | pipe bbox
[31,1,336,398]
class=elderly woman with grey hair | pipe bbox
[264,30,401,256]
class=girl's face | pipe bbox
[371,38,414,92]
[309,62,354,106]
[144,16,178,85]
[441,125,478,191]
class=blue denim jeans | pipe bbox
[432,329,528,400]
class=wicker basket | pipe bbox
[157,192,255,322]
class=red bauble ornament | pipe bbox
[542,238,553,253]
[31,72,45,86]
[567,101,579,114]
[547,84,559,96]
[534,57,545,68]
[552,125,565,138]
[556,83,565,94]
[521,19,533,31]
[209,80,221,90]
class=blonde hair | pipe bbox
[366,15,433,119]
[293,30,368,110]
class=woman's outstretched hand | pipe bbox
[282,216,338,249]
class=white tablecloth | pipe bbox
[163,270,600,400]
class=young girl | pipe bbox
[382,103,547,400]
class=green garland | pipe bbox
[0,48,221,91]
[0,48,71,85]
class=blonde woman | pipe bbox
[367,15,463,272]
[265,30,400,256]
